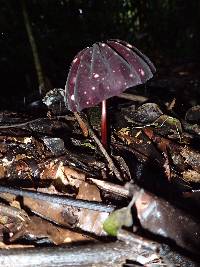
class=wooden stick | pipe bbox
[118,93,148,102]
[74,112,88,137]
[74,113,122,181]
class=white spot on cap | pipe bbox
[125,48,131,54]
[106,86,110,89]
[71,94,75,101]
[101,43,106,47]
[84,91,87,94]
[94,73,99,78]
[73,58,78,63]
[86,101,89,105]
[139,69,145,76]
[129,73,133,77]
[92,86,96,90]
[112,70,116,73]
[127,43,133,48]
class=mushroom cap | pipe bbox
[65,39,156,112]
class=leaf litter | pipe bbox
[0,43,200,266]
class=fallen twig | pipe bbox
[0,186,115,213]
[118,93,148,102]
[73,112,122,181]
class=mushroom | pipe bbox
[65,39,156,148]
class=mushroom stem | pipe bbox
[101,99,107,148]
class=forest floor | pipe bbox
[0,59,200,266]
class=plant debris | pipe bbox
[0,66,200,266]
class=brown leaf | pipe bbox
[76,181,101,202]
[23,195,109,236]
[14,215,90,245]
[135,190,200,255]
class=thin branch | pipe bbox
[118,93,148,102]
[74,112,88,137]
[88,178,129,197]
[21,0,45,93]
[0,186,115,213]
[74,113,122,181]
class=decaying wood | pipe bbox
[0,240,198,267]
[0,241,157,267]
[0,185,114,237]
[0,186,115,213]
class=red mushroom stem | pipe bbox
[101,99,107,148]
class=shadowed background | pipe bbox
[1,0,200,109]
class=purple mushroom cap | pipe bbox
[65,39,156,112]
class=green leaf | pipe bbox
[103,207,133,236]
